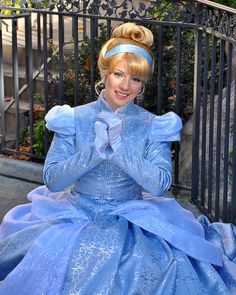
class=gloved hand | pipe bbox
[96,112,122,157]
[94,120,109,159]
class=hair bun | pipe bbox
[112,23,153,48]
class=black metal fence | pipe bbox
[0,0,235,223]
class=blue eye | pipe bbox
[114,72,122,77]
[132,77,141,82]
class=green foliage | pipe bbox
[0,0,52,14]
[31,118,48,156]
[20,115,54,157]
[33,92,44,103]
[0,0,36,15]
[0,0,21,15]
[20,126,29,146]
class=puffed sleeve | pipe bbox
[43,105,104,192]
[109,112,182,197]
[148,111,182,142]
[45,105,75,135]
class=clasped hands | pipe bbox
[94,111,122,159]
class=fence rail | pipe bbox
[0,0,235,223]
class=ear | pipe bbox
[138,83,144,94]
[137,84,145,99]
[101,75,106,84]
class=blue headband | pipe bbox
[105,44,153,66]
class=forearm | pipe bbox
[43,132,104,192]
[110,141,172,196]
[44,151,102,192]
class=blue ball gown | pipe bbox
[0,92,235,294]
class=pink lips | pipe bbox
[115,91,129,100]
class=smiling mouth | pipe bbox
[115,91,129,99]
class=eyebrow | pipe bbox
[113,68,124,73]
[113,67,135,77]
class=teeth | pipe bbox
[116,91,128,97]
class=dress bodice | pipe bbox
[72,98,152,203]
[44,93,182,217]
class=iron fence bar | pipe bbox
[157,25,163,115]
[58,14,64,104]
[0,20,4,147]
[174,26,181,185]
[73,15,79,106]
[214,39,225,221]
[25,19,29,86]
[175,26,181,115]
[222,42,233,222]
[43,13,49,153]
[106,19,112,39]
[200,31,210,207]
[61,15,65,45]
[37,13,41,55]
[25,14,34,151]
[0,8,197,27]
[0,6,199,26]
[198,27,236,45]
[90,18,95,101]
[0,11,29,18]
[49,14,53,40]
[231,68,236,224]
[83,0,87,41]
[93,0,99,38]
[0,147,43,160]
[12,18,20,149]
[207,36,217,214]
[171,184,191,191]
[191,27,203,202]
[72,15,76,40]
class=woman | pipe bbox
[0,22,235,294]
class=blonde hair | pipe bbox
[96,23,154,94]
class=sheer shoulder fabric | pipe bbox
[45,105,75,135]
[148,111,182,142]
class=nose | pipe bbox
[121,76,130,90]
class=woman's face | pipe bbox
[104,60,143,111]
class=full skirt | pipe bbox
[0,186,235,295]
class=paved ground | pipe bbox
[0,157,43,222]
[0,175,39,221]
